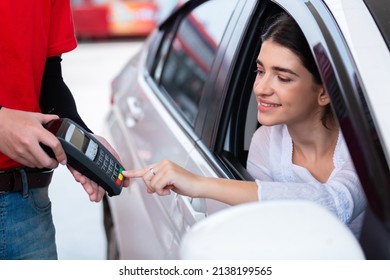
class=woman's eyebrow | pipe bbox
[256,59,299,77]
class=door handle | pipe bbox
[176,195,207,223]
[125,97,144,127]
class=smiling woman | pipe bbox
[122,11,366,237]
[253,40,326,127]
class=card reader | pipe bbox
[42,118,123,196]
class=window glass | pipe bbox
[160,0,239,125]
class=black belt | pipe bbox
[0,168,54,192]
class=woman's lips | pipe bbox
[258,101,282,112]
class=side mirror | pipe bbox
[180,201,365,259]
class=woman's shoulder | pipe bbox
[248,125,288,175]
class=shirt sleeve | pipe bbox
[47,0,77,57]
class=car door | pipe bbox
[106,0,254,259]
[152,0,273,244]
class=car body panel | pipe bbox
[105,47,203,259]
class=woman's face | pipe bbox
[253,40,324,127]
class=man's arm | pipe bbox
[40,56,92,133]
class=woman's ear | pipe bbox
[317,87,330,106]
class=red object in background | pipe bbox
[71,0,157,39]
[72,5,109,39]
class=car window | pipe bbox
[210,1,280,178]
[154,0,240,125]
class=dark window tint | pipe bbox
[160,0,239,125]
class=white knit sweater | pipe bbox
[247,124,366,237]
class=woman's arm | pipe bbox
[123,160,258,205]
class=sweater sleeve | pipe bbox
[40,57,93,133]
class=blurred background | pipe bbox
[70,0,179,40]
[49,0,179,260]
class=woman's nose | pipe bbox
[253,75,273,96]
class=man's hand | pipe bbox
[67,134,129,202]
[0,108,67,168]
[67,165,106,202]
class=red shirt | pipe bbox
[0,0,77,170]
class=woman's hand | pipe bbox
[123,160,203,197]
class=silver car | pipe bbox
[103,0,390,259]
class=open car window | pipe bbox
[152,0,240,127]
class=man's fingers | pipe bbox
[40,113,59,125]
[39,128,67,165]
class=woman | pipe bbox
[123,13,366,234]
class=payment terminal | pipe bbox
[42,118,124,196]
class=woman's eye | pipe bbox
[254,69,264,76]
[278,76,291,83]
